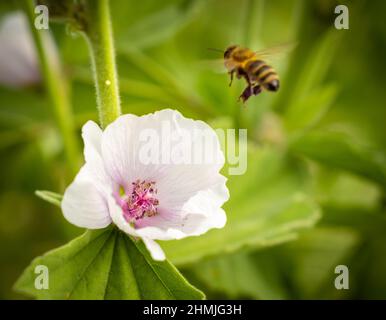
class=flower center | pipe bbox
[119,179,159,223]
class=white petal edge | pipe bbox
[81,121,111,193]
[82,120,103,159]
[108,192,138,237]
[142,238,166,261]
[61,166,111,229]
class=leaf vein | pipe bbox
[67,229,114,299]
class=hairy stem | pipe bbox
[82,0,121,128]
[24,0,80,176]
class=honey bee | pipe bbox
[205,43,294,102]
[223,45,282,102]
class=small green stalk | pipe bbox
[82,0,121,128]
[23,0,80,176]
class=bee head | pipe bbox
[224,45,237,59]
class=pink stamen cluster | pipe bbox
[119,179,159,223]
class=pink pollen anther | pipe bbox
[119,180,159,223]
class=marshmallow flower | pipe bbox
[62,109,229,260]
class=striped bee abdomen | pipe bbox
[245,60,266,78]
[247,59,280,92]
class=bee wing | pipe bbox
[254,42,297,61]
[197,58,229,74]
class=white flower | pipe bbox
[62,109,229,260]
[0,12,41,88]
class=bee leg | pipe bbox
[236,68,243,79]
[238,85,253,103]
[253,85,262,96]
[238,85,262,103]
[245,75,253,95]
[228,71,234,87]
[245,76,254,101]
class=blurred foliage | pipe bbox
[1,0,386,299]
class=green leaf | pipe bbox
[279,30,341,108]
[290,130,386,188]
[14,227,204,300]
[184,250,288,299]
[312,168,382,210]
[35,190,63,207]
[280,227,360,298]
[284,84,337,133]
[162,147,321,266]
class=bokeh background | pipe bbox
[1,0,385,299]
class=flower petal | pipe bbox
[142,238,166,261]
[100,113,140,188]
[101,109,226,204]
[81,121,111,193]
[101,109,229,240]
[135,194,227,240]
[61,166,111,229]
[82,120,103,158]
[107,192,138,237]
[134,165,229,239]
[101,109,224,181]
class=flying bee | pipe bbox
[208,43,294,102]
[224,45,280,102]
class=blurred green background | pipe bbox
[1,0,385,299]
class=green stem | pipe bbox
[23,0,80,176]
[83,0,121,128]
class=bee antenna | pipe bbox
[207,47,223,53]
